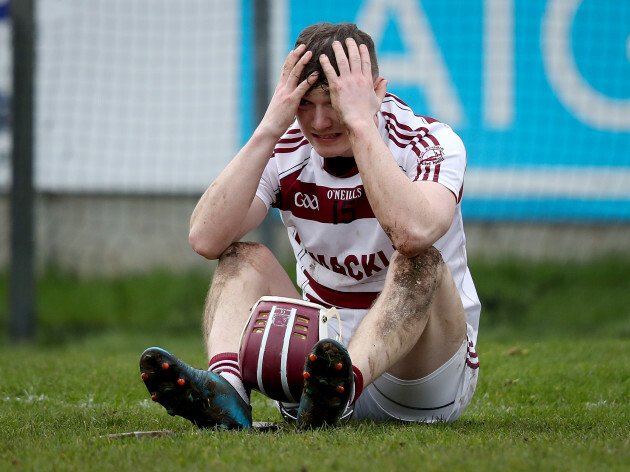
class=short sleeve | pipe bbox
[402,122,467,202]
[255,157,281,209]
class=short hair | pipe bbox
[294,22,379,88]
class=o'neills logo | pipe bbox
[326,187,363,200]
[294,192,319,210]
[419,146,445,165]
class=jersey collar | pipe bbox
[322,156,360,178]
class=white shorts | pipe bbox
[352,322,479,423]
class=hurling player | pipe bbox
[140,22,480,429]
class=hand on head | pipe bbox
[260,44,319,136]
[318,38,387,128]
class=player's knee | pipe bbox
[389,247,444,294]
[217,242,274,275]
[219,241,271,264]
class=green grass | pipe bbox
[1,257,629,471]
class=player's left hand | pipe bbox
[319,38,387,130]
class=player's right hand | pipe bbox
[259,44,318,138]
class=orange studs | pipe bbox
[141,372,149,381]
[336,386,345,393]
[309,354,317,362]
[151,394,158,402]
[335,363,343,370]
[177,378,185,386]
[303,371,311,379]
[161,362,170,370]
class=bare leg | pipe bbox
[348,247,467,386]
[203,242,300,360]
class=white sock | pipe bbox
[216,370,250,404]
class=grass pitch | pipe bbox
[1,257,629,471]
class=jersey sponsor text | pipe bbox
[307,249,390,281]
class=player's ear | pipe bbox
[374,76,387,104]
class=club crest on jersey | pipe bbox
[294,192,319,211]
[419,146,445,165]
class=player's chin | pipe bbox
[311,142,352,159]
[316,149,340,158]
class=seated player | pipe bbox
[140,22,481,429]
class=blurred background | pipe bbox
[1,0,629,342]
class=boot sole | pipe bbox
[297,339,353,429]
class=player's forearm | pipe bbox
[189,129,278,258]
[349,123,446,257]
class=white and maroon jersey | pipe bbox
[255,93,481,341]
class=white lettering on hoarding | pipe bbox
[543,0,630,131]
[357,0,464,125]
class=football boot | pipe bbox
[296,339,354,429]
[140,347,252,430]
